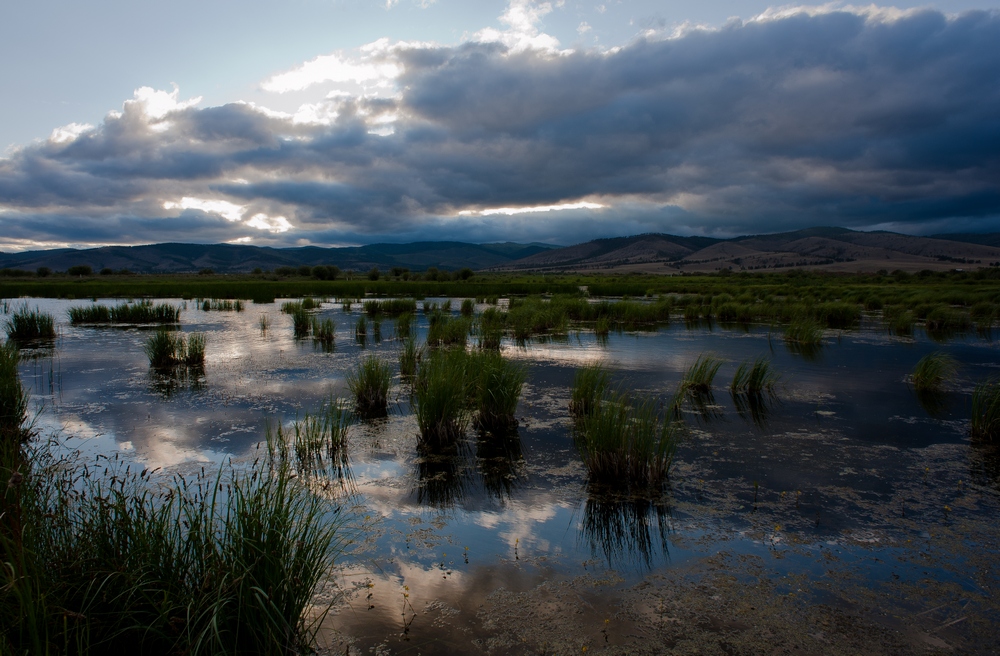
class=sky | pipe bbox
[1,0,999,251]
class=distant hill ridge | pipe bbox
[2,228,1000,274]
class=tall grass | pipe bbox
[0,341,28,444]
[311,317,335,349]
[266,401,352,480]
[471,352,525,433]
[784,319,822,346]
[291,308,311,338]
[346,354,391,419]
[414,349,470,445]
[681,354,722,393]
[143,328,206,367]
[69,301,180,325]
[5,306,56,341]
[426,315,471,347]
[363,299,417,317]
[399,337,421,378]
[731,356,779,394]
[570,362,611,419]
[1,448,343,655]
[200,298,244,311]
[394,313,413,340]
[460,298,475,317]
[574,389,679,492]
[911,352,957,393]
[970,378,1000,441]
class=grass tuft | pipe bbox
[731,356,779,394]
[911,352,957,393]
[346,354,391,418]
[399,337,422,378]
[970,378,1000,441]
[414,348,470,445]
[682,354,722,393]
[5,306,56,341]
[143,328,206,368]
[784,319,823,346]
[570,362,611,419]
[0,341,29,443]
[471,351,525,433]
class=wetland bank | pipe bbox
[3,270,1000,654]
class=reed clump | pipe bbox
[784,318,823,346]
[731,356,779,394]
[911,352,958,393]
[311,317,335,348]
[1,447,343,655]
[394,313,413,340]
[346,354,391,418]
[426,315,471,347]
[69,300,180,325]
[267,401,352,478]
[570,362,611,419]
[143,328,206,368]
[470,351,525,433]
[574,389,679,492]
[681,354,723,394]
[399,337,422,378]
[970,378,1000,441]
[414,349,471,445]
[460,298,475,317]
[200,298,244,311]
[0,341,29,444]
[5,306,56,341]
[363,299,417,317]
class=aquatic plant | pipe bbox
[471,351,525,433]
[258,313,270,334]
[731,356,779,395]
[69,301,180,325]
[394,312,413,339]
[594,316,611,337]
[570,362,611,419]
[784,319,822,346]
[426,315,471,347]
[971,378,1000,441]
[399,337,422,378]
[291,308,311,338]
[200,298,244,312]
[414,348,470,444]
[5,306,55,341]
[0,341,28,444]
[460,298,475,317]
[143,328,206,368]
[911,352,957,393]
[476,308,505,350]
[0,444,343,655]
[346,354,391,419]
[681,354,723,393]
[311,317,335,348]
[574,389,679,491]
[363,299,417,317]
[267,400,352,479]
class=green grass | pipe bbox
[731,356,779,394]
[363,299,417,317]
[0,341,28,444]
[970,378,1000,441]
[426,315,471,347]
[258,313,270,333]
[68,300,180,325]
[681,354,723,394]
[570,362,611,419]
[470,352,525,433]
[143,328,206,368]
[200,298,244,311]
[399,337,421,378]
[267,401,352,480]
[414,348,471,445]
[394,313,413,340]
[574,389,679,492]
[784,318,823,346]
[1,446,343,655]
[911,352,958,393]
[346,354,391,419]
[311,317,335,348]
[460,298,475,317]
[5,306,56,341]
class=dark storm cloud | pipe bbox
[1,6,998,248]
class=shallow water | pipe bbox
[9,297,1000,654]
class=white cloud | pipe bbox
[127,86,202,120]
[245,213,293,233]
[577,21,592,35]
[261,48,402,94]
[460,201,605,216]
[164,197,245,222]
[474,0,564,52]
[49,122,94,144]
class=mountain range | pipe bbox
[2,228,999,275]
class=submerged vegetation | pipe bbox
[267,400,352,479]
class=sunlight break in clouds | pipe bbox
[459,201,605,216]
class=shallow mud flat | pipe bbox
[10,298,1000,654]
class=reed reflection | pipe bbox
[580,486,672,572]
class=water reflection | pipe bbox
[580,485,672,571]
[731,391,779,430]
[784,340,822,361]
[414,442,471,508]
[475,429,525,502]
[969,438,1000,492]
[148,365,206,397]
[914,389,952,417]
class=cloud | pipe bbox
[1,5,999,250]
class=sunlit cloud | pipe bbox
[459,201,605,216]
[262,47,402,93]
[49,122,94,144]
[164,197,245,223]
